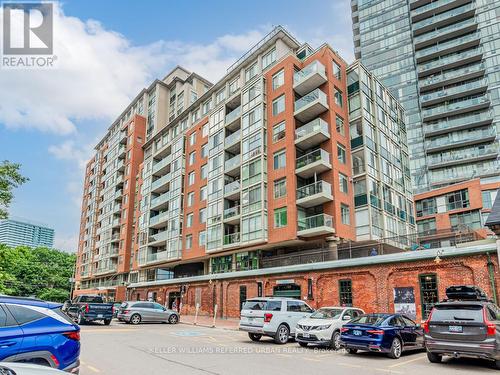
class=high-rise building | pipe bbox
[0,218,54,248]
[74,27,415,300]
[351,0,500,192]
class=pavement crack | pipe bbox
[128,345,221,375]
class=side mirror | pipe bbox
[343,315,352,321]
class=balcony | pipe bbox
[225,106,242,131]
[152,155,172,175]
[415,32,480,62]
[425,127,497,152]
[293,60,328,96]
[420,79,488,107]
[411,0,466,20]
[422,95,490,121]
[224,180,240,200]
[224,206,240,224]
[418,48,482,76]
[430,163,500,186]
[119,131,127,144]
[419,63,485,91]
[141,249,181,266]
[413,2,476,33]
[150,192,169,210]
[295,149,332,178]
[117,145,126,159]
[116,159,125,172]
[225,130,241,153]
[112,204,121,215]
[111,218,121,228]
[223,232,240,247]
[297,213,335,237]
[225,155,241,177]
[428,145,499,169]
[149,230,168,246]
[110,233,120,243]
[296,181,333,208]
[151,173,171,193]
[413,18,477,50]
[295,118,330,149]
[94,263,117,276]
[149,212,168,229]
[294,88,329,123]
[423,111,493,137]
[114,189,123,201]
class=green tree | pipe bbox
[0,160,29,219]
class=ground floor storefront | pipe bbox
[126,244,500,322]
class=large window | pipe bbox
[272,121,286,143]
[336,115,344,135]
[211,255,232,274]
[337,143,346,164]
[272,95,285,116]
[242,159,262,187]
[235,251,259,271]
[274,178,286,199]
[272,69,284,90]
[333,60,341,80]
[339,173,348,194]
[334,87,343,107]
[185,235,192,250]
[262,48,276,68]
[241,185,262,214]
[339,279,352,306]
[274,207,287,228]
[242,131,263,161]
[416,198,436,217]
[417,218,436,235]
[242,106,262,136]
[273,149,286,169]
[446,189,469,211]
[341,204,350,225]
[419,274,438,319]
[241,213,264,242]
[450,210,481,230]
[245,63,258,82]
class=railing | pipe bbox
[149,212,168,226]
[413,2,475,30]
[295,118,329,140]
[112,218,121,227]
[224,232,240,246]
[424,111,492,135]
[411,0,457,17]
[428,145,498,165]
[416,32,480,60]
[421,79,487,103]
[225,155,241,171]
[152,155,172,174]
[151,173,171,191]
[298,213,333,231]
[296,148,330,169]
[293,60,326,85]
[225,129,241,147]
[150,230,168,243]
[146,249,181,264]
[114,189,123,199]
[225,106,241,125]
[224,180,240,195]
[295,88,328,112]
[414,18,476,45]
[430,163,500,184]
[224,205,240,219]
[420,63,485,88]
[150,192,169,207]
[296,181,331,199]
[418,48,482,73]
[426,127,496,149]
[422,96,489,119]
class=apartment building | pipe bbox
[351,0,500,202]
[0,218,54,248]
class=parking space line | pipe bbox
[388,355,426,368]
[87,365,100,373]
[303,357,322,362]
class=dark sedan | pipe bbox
[340,313,424,359]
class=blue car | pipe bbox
[0,296,80,373]
[340,313,424,359]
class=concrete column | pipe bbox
[326,237,339,260]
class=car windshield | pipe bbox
[431,305,484,322]
[349,314,387,326]
[78,296,103,303]
[310,308,343,319]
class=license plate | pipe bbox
[97,314,103,318]
[303,333,310,338]
[353,330,362,336]
[248,317,254,322]
[448,325,463,333]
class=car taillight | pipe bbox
[85,304,89,313]
[123,310,130,314]
[367,330,384,335]
[264,313,273,323]
[422,308,434,334]
[63,331,80,341]
[340,327,349,333]
[483,308,497,336]
[112,306,115,313]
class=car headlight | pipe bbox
[316,324,331,330]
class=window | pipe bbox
[186,213,194,228]
[287,301,313,313]
[229,78,239,95]
[339,279,352,306]
[239,286,247,310]
[8,305,45,325]
[272,69,284,90]
[274,178,286,198]
[333,60,341,80]
[245,63,258,82]
[341,204,350,225]
[199,230,206,246]
[337,143,346,164]
[187,192,195,207]
[339,173,348,193]
[201,143,208,158]
[215,88,225,104]
[185,235,193,250]
[450,210,481,230]
[202,123,209,138]
[200,164,207,180]
[273,149,286,169]
[419,274,438,319]
[416,197,437,217]
[483,190,495,209]
[336,115,344,135]
[199,208,206,223]
[446,189,469,211]
[188,171,195,185]
[272,95,285,116]
[272,121,285,142]
[189,132,196,146]
[262,48,276,68]
[202,100,212,115]
[200,185,207,201]
[274,207,287,228]
[417,218,436,235]
[189,151,196,166]
[334,87,343,107]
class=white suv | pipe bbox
[239,297,314,344]
[296,306,364,349]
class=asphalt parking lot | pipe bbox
[79,321,496,375]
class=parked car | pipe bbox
[340,313,424,359]
[296,306,364,349]
[112,303,122,319]
[63,295,113,325]
[239,297,314,344]
[117,301,179,325]
[423,285,500,369]
[0,296,80,373]
[0,362,67,374]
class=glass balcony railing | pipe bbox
[224,232,240,246]
[421,79,487,103]
[225,106,242,125]
[225,130,241,147]
[422,95,489,119]
[416,33,480,60]
[428,145,499,166]
[430,163,500,184]
[413,3,475,31]
[298,213,333,231]
[296,148,330,169]
[114,189,123,199]
[293,60,326,85]
[146,249,181,264]
[150,192,169,207]
[426,128,497,149]
[150,230,168,243]
[149,212,168,226]
[295,88,328,112]
[296,181,331,199]
[152,155,172,174]
[420,63,485,88]
[295,118,329,140]
[112,218,121,227]
[224,180,240,195]
[424,111,492,135]
[412,0,457,18]
[414,18,476,45]
[151,173,171,191]
[418,48,482,73]
[225,155,241,171]
[224,206,240,219]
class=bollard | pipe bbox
[194,303,200,325]
[212,304,218,328]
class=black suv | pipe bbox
[423,285,500,369]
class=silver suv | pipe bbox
[423,285,500,369]
[239,297,314,344]
[117,301,179,325]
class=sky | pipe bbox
[0,0,354,252]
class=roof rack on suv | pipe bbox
[443,285,489,302]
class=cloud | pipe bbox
[54,233,79,253]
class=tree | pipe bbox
[0,161,28,219]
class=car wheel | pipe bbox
[346,348,357,354]
[104,319,112,325]
[298,342,308,348]
[427,351,442,363]
[77,313,85,325]
[388,337,402,359]
[248,333,262,341]
[168,314,179,324]
[130,314,141,325]
[274,324,290,344]
[331,331,341,350]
